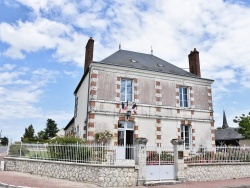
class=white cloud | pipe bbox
[63,70,79,78]
[0,64,61,119]
[0,0,250,120]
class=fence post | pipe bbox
[20,141,22,157]
[135,137,148,186]
[171,138,185,181]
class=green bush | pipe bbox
[48,136,92,162]
[8,144,29,156]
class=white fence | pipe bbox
[184,146,250,164]
[7,143,135,165]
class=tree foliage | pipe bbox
[37,130,46,140]
[233,112,250,139]
[44,119,59,140]
[49,136,86,144]
[0,136,8,145]
[23,124,35,139]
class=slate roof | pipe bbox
[64,117,74,130]
[215,128,243,141]
[74,49,213,94]
[97,50,206,79]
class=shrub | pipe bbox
[8,144,29,156]
[48,136,91,162]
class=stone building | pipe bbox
[65,37,215,150]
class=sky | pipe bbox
[0,0,250,142]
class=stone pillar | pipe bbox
[134,137,148,186]
[171,138,185,181]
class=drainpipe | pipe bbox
[86,68,91,141]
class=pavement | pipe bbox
[1,149,250,188]
[0,170,250,188]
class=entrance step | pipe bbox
[144,180,182,186]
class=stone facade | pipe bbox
[186,163,250,181]
[4,157,138,187]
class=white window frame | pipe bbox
[181,125,192,149]
[179,86,190,107]
[120,79,133,102]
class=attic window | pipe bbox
[157,64,164,67]
[130,59,137,63]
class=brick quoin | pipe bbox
[156,119,161,124]
[156,89,161,93]
[156,81,160,86]
[91,74,97,78]
[90,82,96,86]
[177,109,180,113]
[90,90,96,95]
[157,127,161,131]
[157,135,161,139]
[119,116,125,121]
[134,78,138,83]
[156,97,161,101]
[88,122,94,127]
[89,101,95,106]
[88,131,94,136]
[89,114,95,119]
[156,107,161,112]
[117,77,121,81]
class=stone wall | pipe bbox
[186,163,250,181]
[4,157,138,187]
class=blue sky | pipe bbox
[1,0,250,141]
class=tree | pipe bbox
[233,112,250,139]
[37,130,46,140]
[23,124,35,139]
[44,119,59,139]
[1,136,8,145]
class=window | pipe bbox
[179,87,189,107]
[121,79,133,102]
[181,125,191,149]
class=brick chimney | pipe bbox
[188,48,201,77]
[84,37,94,73]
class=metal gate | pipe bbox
[146,146,175,181]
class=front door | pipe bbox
[117,121,134,159]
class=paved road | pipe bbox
[0,146,7,154]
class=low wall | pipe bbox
[186,163,250,181]
[4,157,138,187]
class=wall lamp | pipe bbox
[126,110,131,119]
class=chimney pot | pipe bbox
[188,48,201,77]
[84,37,94,73]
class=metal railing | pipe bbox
[7,142,135,165]
[184,146,250,164]
[146,146,174,165]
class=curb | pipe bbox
[0,183,31,188]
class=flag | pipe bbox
[119,102,126,113]
[132,103,137,114]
